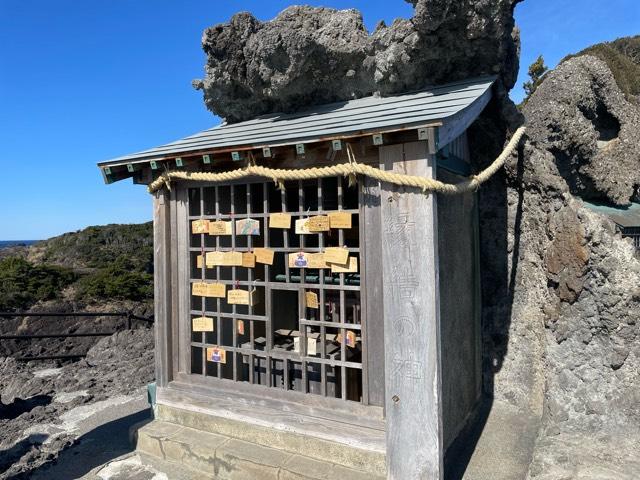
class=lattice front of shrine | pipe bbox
[187,177,366,403]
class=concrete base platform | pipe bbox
[136,420,384,480]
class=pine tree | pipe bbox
[523,55,548,99]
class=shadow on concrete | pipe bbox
[442,99,528,480]
[25,408,152,479]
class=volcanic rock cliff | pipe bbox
[193,0,522,122]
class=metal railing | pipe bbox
[0,311,154,362]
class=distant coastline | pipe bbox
[0,240,39,249]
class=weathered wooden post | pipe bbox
[380,140,443,480]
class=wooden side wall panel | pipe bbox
[361,176,385,407]
[380,141,443,480]
[153,191,173,387]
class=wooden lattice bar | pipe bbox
[187,177,364,403]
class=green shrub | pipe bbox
[76,256,153,301]
[0,257,77,311]
[41,222,153,272]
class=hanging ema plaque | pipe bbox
[288,252,328,269]
[193,282,225,298]
[323,247,350,265]
[221,251,244,266]
[227,288,260,306]
[205,251,225,267]
[253,248,275,265]
[330,256,358,273]
[235,218,261,235]
[305,291,319,309]
[192,316,214,332]
[208,221,232,235]
[269,212,292,229]
[294,218,311,235]
[241,252,256,268]
[206,346,227,363]
[192,219,210,234]
[307,215,330,232]
[328,211,352,229]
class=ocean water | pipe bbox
[0,240,38,249]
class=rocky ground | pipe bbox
[0,328,155,479]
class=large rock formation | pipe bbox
[524,56,640,206]
[476,55,640,478]
[193,0,522,122]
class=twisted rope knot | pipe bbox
[147,126,526,195]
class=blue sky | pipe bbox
[0,0,638,240]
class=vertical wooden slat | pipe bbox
[298,180,308,393]
[247,184,254,384]
[264,183,272,387]
[282,188,290,284]
[362,176,385,407]
[282,186,289,390]
[215,186,222,379]
[200,187,206,377]
[176,187,190,377]
[318,178,327,397]
[337,180,347,400]
[231,184,238,382]
[153,190,172,387]
[380,141,443,480]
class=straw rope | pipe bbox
[148,126,525,195]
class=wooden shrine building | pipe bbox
[98,77,494,480]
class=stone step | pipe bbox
[154,389,386,475]
[136,420,385,480]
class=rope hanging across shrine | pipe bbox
[147,126,526,195]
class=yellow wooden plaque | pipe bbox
[227,289,249,305]
[205,251,225,267]
[192,219,210,234]
[328,211,352,229]
[222,251,243,266]
[305,291,319,309]
[307,215,330,232]
[330,256,358,273]
[295,218,311,235]
[192,282,208,297]
[206,346,226,363]
[192,316,214,332]
[196,255,203,269]
[204,282,226,298]
[227,288,260,306]
[253,248,275,265]
[289,252,327,269]
[269,212,292,229]
[289,252,310,268]
[235,218,261,235]
[323,247,349,265]
[209,221,232,235]
[242,252,256,268]
[308,253,328,269]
